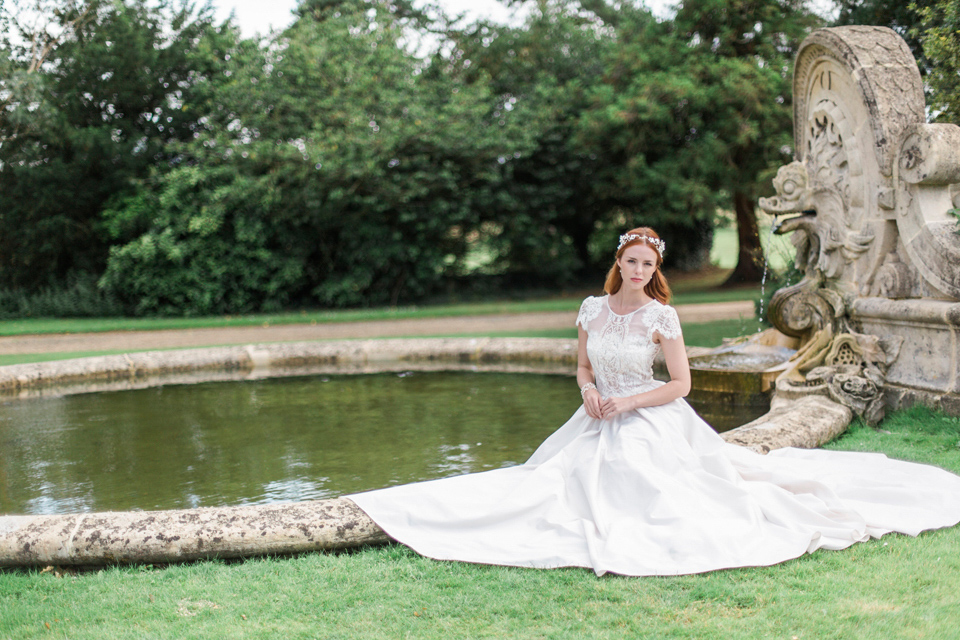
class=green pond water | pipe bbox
[0,372,584,516]
[0,371,759,516]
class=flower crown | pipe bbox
[618,233,665,257]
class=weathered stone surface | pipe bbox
[0,348,253,393]
[0,498,388,567]
[761,25,959,414]
[852,298,960,398]
[896,124,960,300]
[792,26,924,178]
[0,338,580,398]
[721,395,853,454]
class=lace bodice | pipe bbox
[576,295,682,397]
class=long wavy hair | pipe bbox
[603,227,671,304]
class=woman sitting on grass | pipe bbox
[349,226,960,576]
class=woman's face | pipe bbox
[618,243,659,293]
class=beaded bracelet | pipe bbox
[580,382,597,398]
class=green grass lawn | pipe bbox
[0,219,771,339]
[0,287,758,339]
[2,406,958,639]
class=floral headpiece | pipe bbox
[618,233,665,257]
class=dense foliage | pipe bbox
[99,0,535,314]
[577,0,819,283]
[915,0,960,122]
[1,0,950,316]
[0,0,235,293]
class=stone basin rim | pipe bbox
[0,337,586,397]
[0,337,851,567]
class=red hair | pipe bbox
[603,227,671,304]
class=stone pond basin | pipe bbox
[0,337,851,567]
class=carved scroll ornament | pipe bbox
[776,331,903,425]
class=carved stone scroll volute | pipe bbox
[894,123,960,299]
[768,277,844,340]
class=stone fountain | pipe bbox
[758,25,960,422]
[703,25,960,455]
[2,25,958,567]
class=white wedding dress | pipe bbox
[349,295,960,576]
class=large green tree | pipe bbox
[674,0,820,284]
[915,0,960,122]
[100,0,537,314]
[0,0,235,290]
[578,0,819,284]
[575,8,718,271]
[443,0,614,281]
[449,0,724,278]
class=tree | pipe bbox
[0,0,236,290]
[443,0,615,281]
[100,0,536,314]
[574,9,718,271]
[676,0,821,284]
[0,0,101,146]
[915,0,960,122]
[447,0,723,278]
[579,0,819,284]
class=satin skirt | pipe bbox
[348,398,960,576]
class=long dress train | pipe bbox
[348,295,960,576]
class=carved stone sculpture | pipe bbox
[776,331,902,424]
[759,26,960,417]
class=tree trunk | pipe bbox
[569,215,595,274]
[723,190,765,286]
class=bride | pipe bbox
[349,227,960,576]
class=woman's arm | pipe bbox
[598,329,691,419]
[577,326,602,419]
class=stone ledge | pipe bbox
[720,395,854,454]
[0,337,852,567]
[0,498,388,567]
[884,384,960,416]
[851,297,960,326]
[0,338,580,396]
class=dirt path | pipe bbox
[0,300,754,356]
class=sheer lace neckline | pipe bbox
[605,295,658,318]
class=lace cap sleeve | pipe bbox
[652,305,682,340]
[576,296,603,331]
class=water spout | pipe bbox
[757,216,777,330]
[770,214,783,234]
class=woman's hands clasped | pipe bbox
[582,388,603,419]
[583,390,634,420]
[598,395,634,420]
